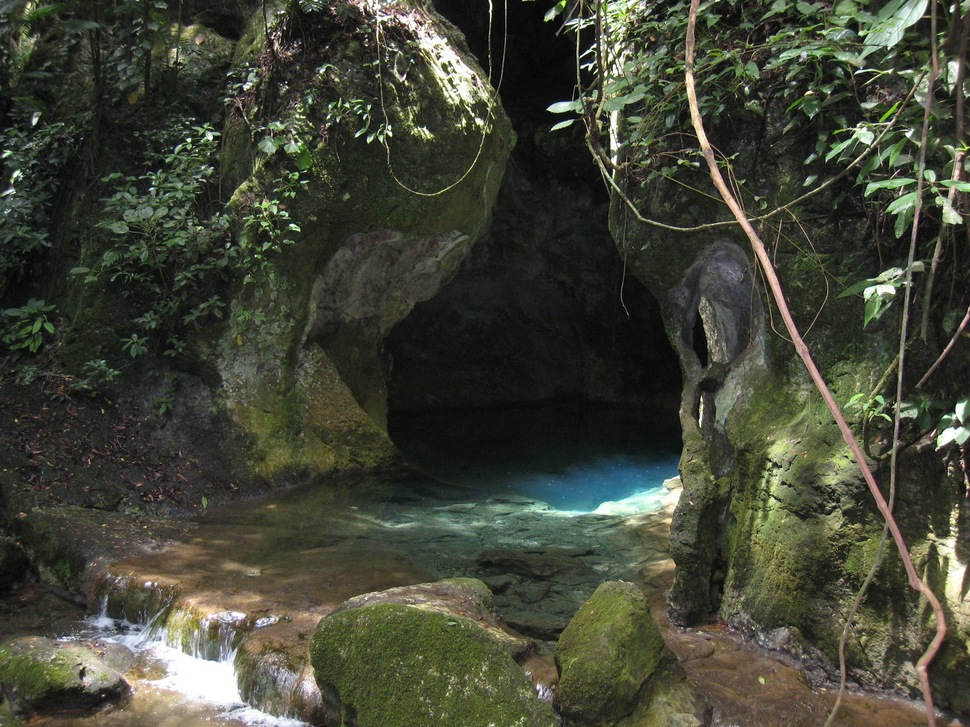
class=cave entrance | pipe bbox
[385,0,683,512]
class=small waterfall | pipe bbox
[85,573,315,725]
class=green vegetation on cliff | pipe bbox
[548,0,969,717]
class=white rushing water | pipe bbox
[54,612,308,727]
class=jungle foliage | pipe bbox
[546,0,968,721]
[548,0,969,462]
[0,0,309,370]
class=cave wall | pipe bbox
[211,1,515,475]
[57,1,514,479]
[386,160,681,414]
[610,106,970,710]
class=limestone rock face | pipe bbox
[309,578,556,727]
[210,1,514,477]
[0,637,130,715]
[385,165,681,412]
[611,98,970,710]
[554,580,710,726]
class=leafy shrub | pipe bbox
[0,120,78,296]
[74,121,232,359]
[1,298,56,354]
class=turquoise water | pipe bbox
[389,403,682,513]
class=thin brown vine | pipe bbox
[683,1,948,724]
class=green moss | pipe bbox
[0,637,129,713]
[619,661,711,727]
[18,513,86,591]
[555,581,668,723]
[310,603,556,727]
[93,573,180,626]
[0,644,79,707]
[210,0,514,480]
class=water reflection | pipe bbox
[21,403,684,726]
[390,402,682,512]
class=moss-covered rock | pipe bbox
[309,579,555,727]
[235,640,325,725]
[53,0,514,483]
[604,28,970,708]
[618,662,712,727]
[0,636,130,715]
[555,580,709,726]
[208,0,514,478]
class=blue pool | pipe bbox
[389,403,682,513]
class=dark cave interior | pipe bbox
[386,0,683,434]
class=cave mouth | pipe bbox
[383,0,683,512]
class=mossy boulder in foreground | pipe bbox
[309,578,556,727]
[555,580,710,726]
[0,636,130,715]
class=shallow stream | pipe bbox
[7,404,962,726]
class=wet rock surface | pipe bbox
[555,580,710,726]
[85,473,681,721]
[0,636,130,715]
[310,578,556,727]
[0,473,964,726]
[0,536,27,590]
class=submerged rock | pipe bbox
[555,580,710,726]
[309,578,556,727]
[0,636,130,716]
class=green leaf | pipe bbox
[898,398,920,419]
[258,136,280,155]
[863,0,927,51]
[547,100,582,114]
[550,119,576,131]
[604,86,648,112]
[940,180,970,192]
[938,197,962,225]
[937,425,970,448]
[864,178,915,196]
[295,146,313,170]
[863,298,882,327]
[955,398,969,423]
[885,190,918,216]
[893,208,914,239]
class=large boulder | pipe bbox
[60,0,515,482]
[309,578,557,727]
[0,637,130,716]
[208,0,514,478]
[555,580,710,726]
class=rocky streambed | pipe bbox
[1,468,963,726]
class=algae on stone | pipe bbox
[0,636,130,715]
[310,601,556,727]
[208,0,514,478]
[555,580,709,726]
[604,62,970,709]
